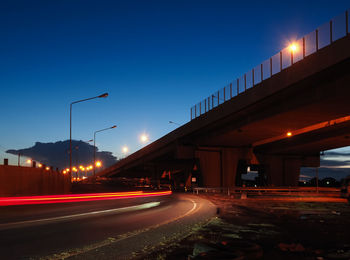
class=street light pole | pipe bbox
[69,93,108,177]
[93,125,117,178]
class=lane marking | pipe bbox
[0,202,160,231]
[44,196,200,260]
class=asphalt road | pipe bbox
[0,193,216,259]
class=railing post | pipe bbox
[330,20,333,44]
[279,51,282,71]
[217,91,219,104]
[252,68,255,87]
[346,10,349,35]
[190,108,192,120]
[244,74,247,91]
[237,78,239,94]
[270,57,272,77]
[199,102,201,115]
[316,29,319,51]
[195,105,197,118]
[230,82,233,98]
[260,63,263,81]
[205,98,207,113]
[291,48,294,65]
[302,37,305,59]
[223,87,226,101]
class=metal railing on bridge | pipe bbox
[190,9,350,120]
[192,186,341,198]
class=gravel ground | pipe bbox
[141,193,350,260]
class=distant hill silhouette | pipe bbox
[6,140,117,170]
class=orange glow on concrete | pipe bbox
[0,190,172,206]
[253,115,350,147]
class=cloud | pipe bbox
[320,158,350,167]
[323,151,350,157]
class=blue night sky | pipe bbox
[0,0,349,166]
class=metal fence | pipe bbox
[192,186,341,198]
[190,9,349,120]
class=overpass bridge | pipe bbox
[100,10,350,188]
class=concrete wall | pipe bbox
[196,150,222,187]
[0,165,71,196]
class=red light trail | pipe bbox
[0,190,172,206]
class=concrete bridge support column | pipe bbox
[221,148,239,187]
[264,156,300,186]
[195,149,222,187]
[195,148,249,188]
[256,155,320,186]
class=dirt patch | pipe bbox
[141,194,350,259]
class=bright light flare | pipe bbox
[95,161,102,167]
[0,190,172,206]
[140,134,149,143]
[286,131,292,137]
[289,43,298,52]
[45,166,50,171]
[38,163,43,168]
[26,159,32,164]
[122,146,129,154]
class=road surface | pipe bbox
[0,192,216,259]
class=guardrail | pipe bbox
[193,186,340,198]
[190,9,350,120]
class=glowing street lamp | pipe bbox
[288,42,298,64]
[122,146,129,154]
[286,131,292,137]
[95,161,102,168]
[289,43,298,52]
[69,92,108,178]
[26,159,32,164]
[140,134,149,143]
[93,125,117,178]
